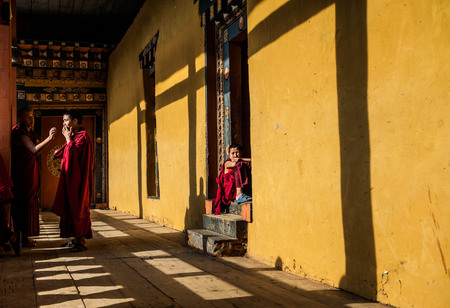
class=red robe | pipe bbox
[52,129,93,239]
[11,124,40,236]
[0,154,13,206]
[213,159,251,215]
[0,154,14,242]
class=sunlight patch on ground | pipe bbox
[94,210,135,219]
[91,221,129,238]
[35,265,67,272]
[71,272,110,281]
[144,226,179,234]
[96,230,129,237]
[35,230,60,235]
[121,218,151,225]
[83,298,135,307]
[133,250,171,258]
[77,285,123,296]
[258,270,332,291]
[39,224,59,229]
[36,272,109,282]
[37,286,79,296]
[66,265,103,272]
[36,273,72,281]
[92,225,118,231]
[39,298,85,308]
[35,256,94,263]
[221,256,271,269]
[31,247,70,251]
[94,210,180,234]
[145,257,203,275]
[33,237,64,242]
[174,275,252,300]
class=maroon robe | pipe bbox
[52,129,93,239]
[0,154,13,206]
[11,124,40,236]
[213,159,251,215]
[0,154,14,243]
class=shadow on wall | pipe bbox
[335,0,376,299]
[248,0,377,300]
[275,257,283,270]
[185,178,206,230]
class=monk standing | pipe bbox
[11,108,56,250]
[52,110,93,252]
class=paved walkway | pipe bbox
[0,210,386,307]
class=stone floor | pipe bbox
[0,210,387,308]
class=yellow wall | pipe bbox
[108,0,449,307]
[107,0,206,230]
[247,0,450,307]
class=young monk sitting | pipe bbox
[213,143,252,215]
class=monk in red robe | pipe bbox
[52,110,93,252]
[213,143,251,215]
[11,108,56,249]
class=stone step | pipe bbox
[202,214,247,238]
[187,229,246,257]
[205,199,252,222]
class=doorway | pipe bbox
[207,9,250,198]
[229,30,251,158]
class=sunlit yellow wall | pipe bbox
[107,0,206,230]
[247,0,450,307]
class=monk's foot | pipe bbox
[234,193,252,203]
[61,240,75,248]
[70,244,87,253]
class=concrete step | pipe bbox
[187,229,246,257]
[205,199,252,222]
[202,214,247,238]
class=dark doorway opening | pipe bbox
[143,68,159,198]
[229,30,251,159]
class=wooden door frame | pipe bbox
[216,6,248,167]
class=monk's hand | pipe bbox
[49,127,57,140]
[62,125,72,143]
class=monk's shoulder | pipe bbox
[74,131,88,143]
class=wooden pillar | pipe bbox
[10,0,16,125]
[0,0,15,168]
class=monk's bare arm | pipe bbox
[20,127,57,154]
[224,160,235,172]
